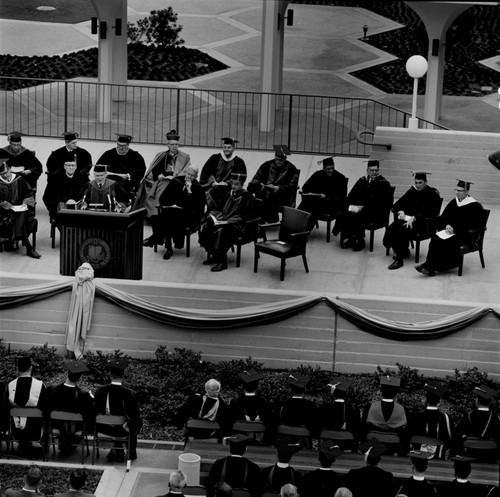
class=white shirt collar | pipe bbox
[456,478,469,483]
[382,398,394,402]
[277,462,289,468]
[64,382,76,388]
[244,392,256,396]
[334,399,345,403]
[412,475,425,481]
[111,380,122,385]
[478,406,489,411]
[426,406,438,410]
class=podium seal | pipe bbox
[79,237,112,269]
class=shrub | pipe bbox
[127,8,184,48]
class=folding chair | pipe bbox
[8,407,47,460]
[92,414,131,466]
[48,410,89,463]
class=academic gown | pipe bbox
[46,146,93,176]
[207,455,261,497]
[81,179,129,211]
[231,393,272,425]
[302,468,344,497]
[42,170,88,219]
[261,464,304,495]
[346,465,394,497]
[0,146,43,189]
[278,397,316,433]
[423,196,484,271]
[438,479,484,497]
[397,476,438,497]
[318,400,361,447]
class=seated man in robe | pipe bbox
[0,132,43,190]
[396,450,438,497]
[46,131,93,177]
[144,166,205,259]
[333,159,393,251]
[199,172,257,272]
[298,157,348,231]
[439,456,482,497]
[415,179,485,276]
[200,137,247,211]
[248,145,300,223]
[80,164,129,212]
[97,133,146,201]
[383,171,441,270]
[0,159,40,258]
[303,441,344,497]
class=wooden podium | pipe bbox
[58,208,147,279]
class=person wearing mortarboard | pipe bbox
[317,377,360,452]
[206,433,262,497]
[200,137,247,211]
[134,129,192,220]
[0,159,41,258]
[248,144,300,223]
[0,132,43,189]
[199,171,258,271]
[93,358,142,462]
[260,436,304,496]
[415,178,485,276]
[297,156,348,231]
[383,171,441,270]
[362,375,407,455]
[303,441,344,497]
[438,456,483,497]
[4,356,49,457]
[345,441,393,497]
[96,133,146,201]
[396,450,438,497]
[332,159,393,251]
[453,384,500,462]
[48,360,94,456]
[406,382,453,459]
[46,131,93,178]
[80,164,130,212]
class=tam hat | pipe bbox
[276,436,302,462]
[93,164,107,173]
[366,159,380,168]
[359,441,387,459]
[424,382,447,403]
[16,356,32,372]
[0,160,10,174]
[288,373,310,390]
[318,441,342,463]
[328,377,352,396]
[231,172,247,182]
[8,131,23,142]
[413,171,430,181]
[408,450,433,460]
[166,129,180,141]
[473,384,497,403]
[456,179,473,190]
[221,137,238,146]
[107,358,129,374]
[62,131,78,141]
[322,157,335,167]
[66,360,89,376]
[116,133,133,144]
[238,369,263,385]
[273,144,291,157]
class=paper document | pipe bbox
[11,204,28,212]
[436,229,454,240]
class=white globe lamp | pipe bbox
[406,55,428,130]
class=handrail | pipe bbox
[356,130,392,150]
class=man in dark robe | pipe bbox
[396,451,438,497]
[49,360,94,456]
[303,442,344,497]
[384,171,441,270]
[96,134,146,200]
[42,160,88,223]
[134,129,191,219]
[346,441,394,497]
[416,179,485,276]
[333,159,393,251]
[248,145,300,223]
[46,131,93,177]
[206,434,261,497]
[80,164,129,212]
[3,356,49,456]
[407,382,452,459]
[199,172,257,272]
[439,456,483,497]
[94,358,142,462]
[200,137,247,211]
[0,160,40,258]
[0,132,42,189]
[298,157,348,231]
[145,166,205,259]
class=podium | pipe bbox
[58,208,147,279]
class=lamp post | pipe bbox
[405,55,428,130]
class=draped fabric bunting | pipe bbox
[0,278,497,340]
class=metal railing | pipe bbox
[0,76,447,156]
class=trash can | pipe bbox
[178,452,201,485]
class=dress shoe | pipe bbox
[421,267,436,276]
[352,238,365,251]
[340,238,353,249]
[203,254,215,265]
[415,264,425,274]
[163,248,173,260]
[211,261,228,272]
[27,248,41,259]
[388,258,403,270]
[142,237,155,247]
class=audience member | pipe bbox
[53,468,96,497]
[200,137,247,211]
[415,179,485,276]
[383,171,441,270]
[298,157,348,231]
[153,470,187,497]
[281,483,299,497]
[333,489,352,497]
[0,159,40,258]
[214,482,233,497]
[248,145,300,223]
[96,134,146,200]
[199,172,257,272]
[0,132,42,190]
[396,451,438,497]
[94,358,142,462]
[46,131,92,177]
[3,464,44,497]
[303,441,343,497]
[333,159,393,251]
[80,165,129,212]
[438,456,481,497]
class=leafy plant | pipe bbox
[127,8,184,48]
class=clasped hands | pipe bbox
[398,211,415,229]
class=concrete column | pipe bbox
[405,2,470,123]
[91,0,128,122]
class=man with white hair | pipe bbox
[176,378,230,441]
[154,470,187,497]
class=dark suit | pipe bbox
[207,455,261,497]
[346,465,394,497]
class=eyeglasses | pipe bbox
[455,189,466,193]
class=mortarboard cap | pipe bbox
[221,137,238,146]
[322,157,335,167]
[0,160,10,174]
[276,436,303,461]
[238,369,263,385]
[473,384,497,402]
[66,360,89,375]
[318,441,342,462]
[359,440,387,458]
[328,377,353,394]
[273,144,291,157]
[413,171,430,181]
[380,376,401,388]
[166,129,180,141]
[93,164,107,173]
[456,179,473,190]
[288,373,310,389]
[115,133,133,143]
[17,356,32,372]
[8,132,23,142]
[408,450,433,460]
[424,382,447,399]
[226,433,251,449]
[231,172,247,183]
[62,131,78,141]
[107,357,129,373]
[451,455,475,469]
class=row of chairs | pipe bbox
[1,407,131,466]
